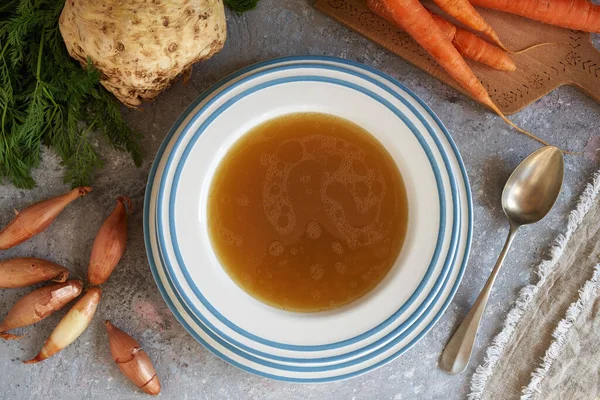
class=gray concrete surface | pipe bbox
[1,1,599,399]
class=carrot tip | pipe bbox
[23,358,41,364]
[485,28,506,50]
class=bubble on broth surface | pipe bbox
[334,262,347,275]
[306,221,322,239]
[236,195,250,207]
[277,215,289,228]
[269,241,284,256]
[310,264,324,280]
[217,225,243,247]
[241,272,251,283]
[260,154,271,166]
[332,242,344,255]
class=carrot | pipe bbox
[430,14,516,71]
[367,0,457,40]
[470,0,600,33]
[431,0,505,48]
[374,0,550,146]
[368,0,515,71]
[452,27,516,71]
[430,14,457,41]
[374,0,478,95]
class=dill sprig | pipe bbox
[0,0,141,188]
[225,0,260,15]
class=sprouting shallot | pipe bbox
[88,197,131,285]
[0,187,92,250]
[105,320,161,395]
[0,258,69,288]
[0,280,83,340]
[25,287,101,363]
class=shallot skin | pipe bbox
[0,258,69,288]
[88,196,131,285]
[105,320,161,395]
[0,187,92,250]
[25,287,101,363]
[0,280,83,340]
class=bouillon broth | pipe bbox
[208,113,408,312]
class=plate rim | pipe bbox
[143,56,473,380]
[156,62,460,352]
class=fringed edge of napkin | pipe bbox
[521,264,600,399]
[468,171,600,400]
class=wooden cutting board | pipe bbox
[315,0,600,114]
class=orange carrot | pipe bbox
[432,0,505,48]
[433,15,516,71]
[430,14,457,41]
[452,27,516,71]
[368,0,457,39]
[368,0,515,71]
[470,0,600,33]
[374,0,550,146]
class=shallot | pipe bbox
[0,187,92,250]
[105,320,161,395]
[25,287,101,363]
[88,197,131,285]
[0,280,83,340]
[0,258,69,288]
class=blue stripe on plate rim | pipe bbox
[156,75,454,365]
[156,75,454,356]
[147,156,469,380]
[155,62,457,359]
[156,63,459,356]
[143,56,473,381]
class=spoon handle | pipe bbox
[439,222,520,374]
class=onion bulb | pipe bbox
[0,187,92,250]
[0,258,69,288]
[88,196,132,285]
[25,287,101,363]
[105,320,161,395]
[0,280,83,340]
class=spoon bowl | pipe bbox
[502,146,564,225]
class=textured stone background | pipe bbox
[1,1,599,399]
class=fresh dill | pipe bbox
[225,0,261,15]
[0,0,141,188]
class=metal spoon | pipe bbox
[439,146,564,374]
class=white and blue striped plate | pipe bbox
[144,56,472,381]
